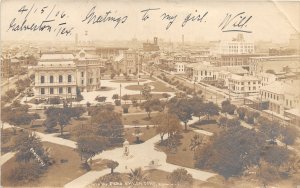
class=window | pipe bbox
[59,87,63,94]
[241,87,244,91]
[253,81,256,84]
[68,75,72,83]
[248,82,250,85]
[59,75,63,83]
[68,87,71,93]
[249,87,251,90]
[50,75,54,83]
[50,88,54,94]
[97,78,99,83]
[81,72,84,77]
[41,76,45,83]
[81,80,84,85]
[41,88,45,94]
[253,86,256,90]
[277,96,279,101]
[90,78,93,84]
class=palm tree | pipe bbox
[128,167,148,185]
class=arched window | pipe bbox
[68,75,72,83]
[50,75,54,83]
[59,75,63,83]
[41,76,45,83]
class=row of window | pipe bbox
[261,91,280,101]
[40,87,72,95]
[231,81,261,85]
[234,86,258,91]
[40,75,72,83]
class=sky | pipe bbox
[1,0,299,43]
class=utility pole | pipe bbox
[120,84,122,104]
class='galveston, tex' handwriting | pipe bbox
[7,4,74,36]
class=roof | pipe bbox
[285,108,300,117]
[260,80,300,95]
[230,74,260,81]
[40,53,74,61]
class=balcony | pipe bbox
[35,81,77,86]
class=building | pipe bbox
[249,55,300,75]
[113,50,138,75]
[75,50,105,92]
[213,34,255,55]
[175,62,186,74]
[228,74,262,95]
[192,63,218,82]
[257,72,278,86]
[143,37,160,52]
[34,54,77,99]
[260,80,300,116]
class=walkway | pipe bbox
[0,152,16,166]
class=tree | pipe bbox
[168,98,193,131]
[162,93,171,101]
[122,94,130,104]
[122,104,129,113]
[203,102,219,120]
[107,160,119,174]
[226,118,241,129]
[49,97,60,104]
[221,100,236,115]
[14,132,50,164]
[92,110,124,146]
[112,94,119,101]
[256,160,280,188]
[154,113,182,143]
[190,96,205,121]
[189,134,204,151]
[110,72,116,79]
[95,96,107,102]
[246,110,260,124]
[141,84,152,100]
[237,107,247,120]
[140,99,164,119]
[128,167,148,185]
[195,127,266,179]
[168,168,193,187]
[77,135,107,170]
[45,107,82,136]
[131,98,139,109]
[261,146,291,168]
[218,116,228,129]
[281,126,298,147]
[259,119,280,144]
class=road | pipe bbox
[1,74,28,95]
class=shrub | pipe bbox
[114,100,121,106]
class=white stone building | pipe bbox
[228,74,262,95]
[34,54,77,99]
[260,80,300,115]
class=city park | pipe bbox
[1,72,300,188]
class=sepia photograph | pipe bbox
[1,0,300,187]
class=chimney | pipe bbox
[154,37,158,45]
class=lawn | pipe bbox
[1,129,20,155]
[126,93,164,100]
[190,121,223,135]
[124,127,157,144]
[149,81,175,92]
[122,113,155,125]
[125,81,175,92]
[155,131,200,169]
[1,142,88,187]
